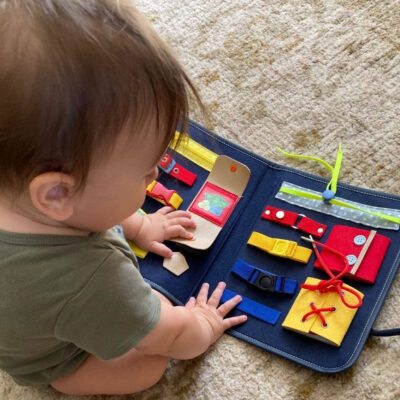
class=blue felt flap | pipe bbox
[221,288,281,325]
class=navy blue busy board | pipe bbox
[138,120,400,373]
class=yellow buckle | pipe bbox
[270,239,296,258]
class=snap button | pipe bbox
[317,227,324,234]
[354,235,366,246]
[346,254,357,266]
[276,210,285,219]
[265,209,271,216]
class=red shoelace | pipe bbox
[300,236,363,325]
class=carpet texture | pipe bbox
[1,0,400,399]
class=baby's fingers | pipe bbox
[148,242,173,258]
[217,293,242,317]
[185,296,196,309]
[222,314,248,331]
[207,282,226,308]
[165,210,193,219]
[156,206,174,215]
[165,225,194,240]
[196,283,209,305]
[167,217,196,230]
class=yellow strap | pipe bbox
[128,209,148,259]
[171,131,218,171]
[146,181,156,192]
[169,192,183,210]
[248,232,312,263]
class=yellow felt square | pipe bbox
[282,277,364,347]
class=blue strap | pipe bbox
[232,259,298,295]
[221,288,281,325]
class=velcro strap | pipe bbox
[221,289,281,325]
[262,206,298,226]
[262,205,326,238]
[296,216,326,238]
[158,154,197,186]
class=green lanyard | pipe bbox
[277,144,400,225]
[277,143,342,203]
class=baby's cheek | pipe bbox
[148,167,159,184]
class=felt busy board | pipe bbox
[136,120,400,373]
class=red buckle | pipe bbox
[147,182,175,204]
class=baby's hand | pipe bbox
[185,282,247,345]
[135,206,196,257]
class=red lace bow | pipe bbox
[300,236,363,324]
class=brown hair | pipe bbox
[0,0,201,193]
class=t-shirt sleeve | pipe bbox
[54,251,161,360]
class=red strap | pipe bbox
[159,154,197,186]
[262,206,298,226]
[169,164,197,186]
[297,217,326,238]
[262,206,326,238]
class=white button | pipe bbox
[346,255,357,265]
[276,211,285,219]
[317,227,324,234]
[265,210,271,216]
[354,235,366,246]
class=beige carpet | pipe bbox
[2,0,400,399]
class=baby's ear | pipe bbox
[28,172,77,221]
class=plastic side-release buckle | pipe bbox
[231,259,298,295]
[270,239,296,258]
[252,271,277,291]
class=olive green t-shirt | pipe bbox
[0,225,161,386]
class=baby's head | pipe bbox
[0,0,198,232]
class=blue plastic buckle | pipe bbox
[232,259,297,295]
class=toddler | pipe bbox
[0,0,246,395]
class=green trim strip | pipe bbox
[276,182,400,230]
[280,187,400,224]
